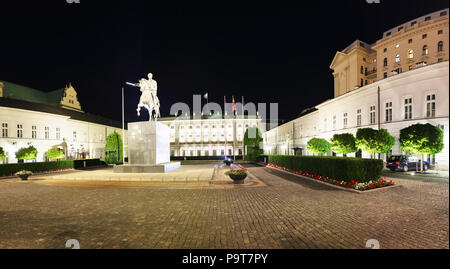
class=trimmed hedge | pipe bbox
[0,159,106,177]
[260,155,383,183]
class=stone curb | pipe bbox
[265,165,400,194]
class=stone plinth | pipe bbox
[128,121,170,165]
[114,121,180,173]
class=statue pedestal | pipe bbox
[114,121,180,173]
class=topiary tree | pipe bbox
[356,128,395,159]
[307,138,331,155]
[243,127,263,161]
[399,123,444,172]
[330,133,357,157]
[0,146,5,161]
[105,131,123,164]
[47,147,65,160]
[15,146,38,162]
[375,129,395,155]
[355,128,378,158]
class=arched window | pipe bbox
[423,45,428,55]
[383,58,388,67]
[438,41,444,52]
[408,49,414,59]
[395,54,400,63]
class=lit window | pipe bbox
[343,113,348,128]
[17,124,23,138]
[356,109,361,127]
[369,106,376,125]
[32,126,37,139]
[45,127,49,139]
[395,43,399,48]
[423,45,428,55]
[385,102,392,122]
[408,49,414,59]
[1,123,8,138]
[404,98,413,120]
[395,54,400,63]
[426,94,436,118]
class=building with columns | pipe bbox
[158,115,262,158]
[264,9,449,170]
[0,81,127,163]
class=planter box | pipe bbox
[229,173,247,184]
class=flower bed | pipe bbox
[266,163,394,191]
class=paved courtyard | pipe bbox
[0,164,448,249]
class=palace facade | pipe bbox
[158,115,262,158]
[264,9,449,170]
[0,81,127,163]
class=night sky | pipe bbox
[0,0,448,123]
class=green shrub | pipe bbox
[330,133,357,156]
[15,146,38,161]
[105,131,123,164]
[46,147,65,160]
[244,127,263,162]
[0,147,5,161]
[0,159,106,177]
[307,138,331,154]
[263,155,383,183]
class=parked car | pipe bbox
[386,155,429,172]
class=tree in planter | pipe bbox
[105,131,123,164]
[307,138,331,155]
[399,123,444,172]
[15,146,38,162]
[330,133,357,157]
[0,146,5,161]
[46,147,65,160]
[356,128,395,158]
[243,127,264,161]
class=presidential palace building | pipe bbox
[263,8,449,170]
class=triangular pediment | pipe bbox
[329,51,347,69]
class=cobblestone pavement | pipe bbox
[0,164,447,249]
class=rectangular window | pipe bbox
[404,98,413,120]
[45,127,50,139]
[424,16,431,21]
[370,106,376,124]
[17,124,23,138]
[2,123,8,138]
[333,115,336,130]
[32,125,37,139]
[426,94,436,118]
[356,109,362,127]
[385,102,392,122]
[343,113,348,129]
[383,72,388,78]
[408,39,413,43]
[73,131,77,142]
[56,128,61,140]
[422,34,427,39]
[438,29,443,35]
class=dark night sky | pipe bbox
[0,0,448,123]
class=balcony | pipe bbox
[365,69,377,79]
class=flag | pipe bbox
[203,93,208,99]
[232,96,237,114]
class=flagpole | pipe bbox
[122,86,125,164]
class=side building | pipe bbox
[264,9,449,170]
[0,81,127,163]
